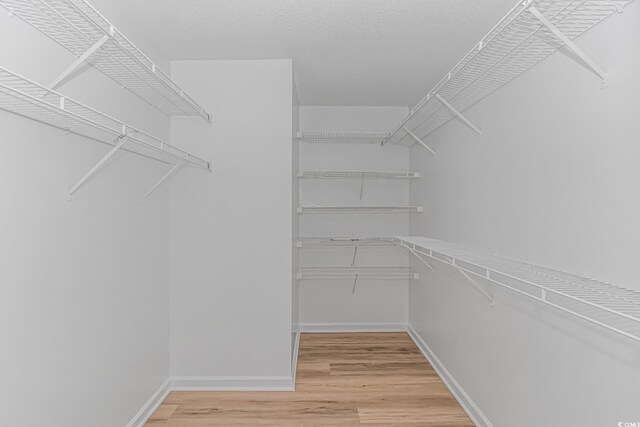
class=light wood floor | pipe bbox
[146,333,473,426]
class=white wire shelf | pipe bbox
[0,0,211,121]
[383,0,633,147]
[297,267,419,281]
[297,131,391,144]
[394,236,640,343]
[0,67,209,169]
[298,171,419,179]
[297,206,423,214]
[297,237,396,248]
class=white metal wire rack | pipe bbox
[297,267,419,281]
[297,237,396,248]
[298,171,419,179]
[0,0,211,121]
[394,236,640,343]
[297,131,391,144]
[297,206,423,214]
[0,67,210,198]
[383,0,633,147]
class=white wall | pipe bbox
[0,2,175,426]
[170,60,294,380]
[298,107,412,328]
[292,75,300,363]
[409,4,640,426]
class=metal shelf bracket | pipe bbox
[399,240,493,303]
[402,126,437,156]
[399,242,434,273]
[67,133,129,200]
[434,94,482,136]
[49,34,110,90]
[529,6,609,87]
[141,161,186,201]
[454,262,495,304]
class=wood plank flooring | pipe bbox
[146,333,473,426]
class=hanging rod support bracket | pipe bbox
[402,126,437,156]
[435,94,482,135]
[67,134,128,200]
[528,6,609,87]
[49,35,110,90]
[142,161,186,201]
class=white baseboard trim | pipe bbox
[299,322,408,333]
[171,375,295,391]
[291,328,301,385]
[126,378,171,427]
[407,325,494,427]
[128,374,295,426]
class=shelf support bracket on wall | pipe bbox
[141,161,186,201]
[399,242,434,272]
[402,126,437,156]
[359,173,366,200]
[351,246,359,267]
[67,133,128,200]
[48,35,110,90]
[528,6,609,87]
[454,262,494,304]
[434,94,482,136]
[352,274,359,294]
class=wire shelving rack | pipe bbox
[298,171,419,179]
[297,131,391,145]
[297,206,423,214]
[297,267,419,281]
[297,237,396,248]
[0,67,210,198]
[383,0,633,148]
[394,236,640,343]
[0,0,211,121]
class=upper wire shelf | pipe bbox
[297,237,396,248]
[297,206,423,214]
[0,67,210,170]
[297,267,419,281]
[394,236,640,343]
[298,171,419,179]
[297,131,391,144]
[0,0,211,121]
[383,0,632,147]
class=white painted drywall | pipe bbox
[298,107,412,328]
[292,74,300,364]
[169,60,294,378]
[0,2,175,426]
[409,4,640,426]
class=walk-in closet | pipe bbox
[1,1,639,426]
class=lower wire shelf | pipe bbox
[298,206,423,214]
[394,236,640,343]
[297,237,396,248]
[297,131,391,144]
[297,267,419,281]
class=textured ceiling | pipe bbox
[109,0,516,106]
